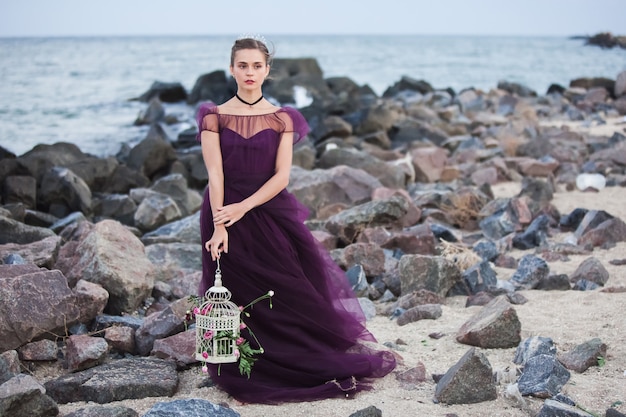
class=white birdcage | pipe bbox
[195,258,241,364]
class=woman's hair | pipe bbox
[230,37,273,67]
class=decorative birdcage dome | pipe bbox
[195,259,241,364]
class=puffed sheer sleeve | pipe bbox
[195,102,219,142]
[277,107,310,145]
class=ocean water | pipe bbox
[1,35,625,157]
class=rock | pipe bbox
[348,405,383,417]
[0,215,56,245]
[398,254,461,298]
[536,399,596,417]
[569,257,609,286]
[449,260,498,296]
[396,304,442,326]
[16,142,89,182]
[133,190,183,232]
[2,175,37,208]
[138,81,187,103]
[288,165,382,219]
[57,219,155,315]
[145,242,202,282]
[151,329,197,369]
[104,326,136,355]
[126,133,177,180]
[578,217,626,248]
[93,194,137,225]
[318,147,408,189]
[573,210,614,238]
[66,334,110,372]
[513,336,557,365]
[325,196,409,245]
[150,173,202,217]
[510,254,550,290]
[410,147,449,183]
[135,306,185,356]
[134,98,166,125]
[615,70,626,97]
[0,266,80,351]
[517,354,570,398]
[395,362,428,389]
[0,351,20,385]
[535,274,571,291]
[64,405,139,417]
[512,214,550,250]
[141,208,202,245]
[44,357,178,404]
[434,347,497,404]
[0,235,61,268]
[456,296,521,349]
[331,243,385,278]
[0,374,59,417]
[557,338,608,373]
[18,339,59,361]
[187,70,232,105]
[143,398,240,417]
[39,166,92,218]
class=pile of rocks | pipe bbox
[1,58,626,417]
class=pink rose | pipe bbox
[201,351,208,359]
[193,307,200,315]
[204,330,214,340]
[202,365,208,373]
[236,337,245,345]
[234,349,240,359]
[240,322,247,330]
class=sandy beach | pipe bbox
[49,119,626,417]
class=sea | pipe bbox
[1,34,625,158]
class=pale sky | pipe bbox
[0,0,624,37]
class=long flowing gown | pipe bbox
[196,102,396,404]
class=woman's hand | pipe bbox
[212,202,249,227]
[205,225,228,261]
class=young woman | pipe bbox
[196,37,396,404]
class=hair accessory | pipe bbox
[237,33,268,45]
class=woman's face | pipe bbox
[230,48,270,91]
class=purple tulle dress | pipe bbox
[196,102,396,404]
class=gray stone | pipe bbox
[0,266,80,352]
[517,354,570,398]
[434,347,497,404]
[143,398,240,417]
[44,357,178,404]
[57,219,154,315]
[135,307,185,356]
[536,398,595,417]
[510,254,550,290]
[513,336,556,365]
[0,235,61,268]
[456,296,521,349]
[65,335,110,372]
[0,215,56,245]
[65,404,139,417]
[399,254,461,298]
[0,374,59,417]
[557,338,608,373]
[325,196,409,244]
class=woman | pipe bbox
[196,36,396,404]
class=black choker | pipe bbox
[235,93,264,106]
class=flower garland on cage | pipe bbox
[185,259,273,379]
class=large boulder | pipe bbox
[0,264,80,351]
[57,219,155,315]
